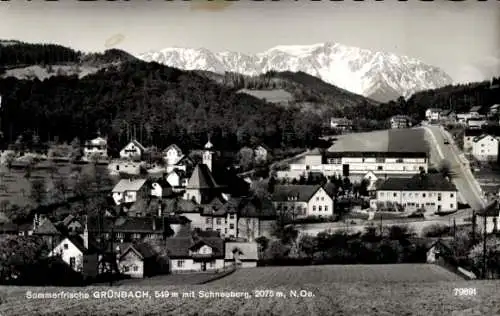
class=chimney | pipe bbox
[83,215,89,249]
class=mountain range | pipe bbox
[138,42,454,103]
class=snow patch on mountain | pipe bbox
[138,42,453,102]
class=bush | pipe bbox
[422,224,451,237]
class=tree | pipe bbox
[69,137,82,162]
[4,204,30,224]
[0,235,49,283]
[468,236,500,279]
[3,151,16,172]
[53,175,70,202]
[29,178,46,206]
[237,147,254,171]
[298,234,316,259]
[264,240,289,260]
[438,159,453,179]
[255,236,269,254]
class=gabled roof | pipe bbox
[120,243,156,260]
[377,174,457,192]
[224,242,258,261]
[112,179,147,193]
[470,106,482,112]
[323,182,337,197]
[164,198,200,214]
[165,235,224,259]
[186,164,219,189]
[175,155,194,166]
[163,144,183,155]
[62,214,76,227]
[33,219,61,235]
[201,196,227,216]
[441,110,455,117]
[65,235,99,254]
[254,144,271,152]
[490,104,500,110]
[87,216,170,234]
[272,185,322,202]
[427,108,442,112]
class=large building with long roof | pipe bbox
[278,128,429,184]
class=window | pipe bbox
[450,204,454,208]
[133,265,139,272]
[377,166,383,170]
[422,193,426,198]
[321,197,324,201]
[206,218,211,224]
[64,244,68,250]
[450,193,454,198]
[116,165,120,171]
[316,197,319,201]
[225,228,228,234]
[229,214,235,219]
[376,158,385,163]
[313,206,316,211]
[229,224,235,229]
[325,206,328,212]
[396,158,403,163]
[319,206,322,211]
[69,257,76,269]
[393,193,397,197]
[216,218,222,225]
[380,192,385,197]
[216,228,221,234]
[177,260,185,268]
[225,218,228,224]
[209,261,216,268]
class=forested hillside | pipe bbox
[0,61,324,152]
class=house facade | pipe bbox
[371,174,458,213]
[467,118,487,129]
[425,108,442,122]
[224,242,258,268]
[119,140,145,160]
[118,243,163,279]
[112,179,148,205]
[463,129,483,152]
[166,236,225,273]
[390,115,411,129]
[471,134,499,162]
[48,235,99,278]
[163,144,184,166]
[272,185,334,219]
[330,117,353,131]
[83,137,108,161]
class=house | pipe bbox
[469,106,482,118]
[272,185,334,219]
[108,160,143,176]
[48,224,99,279]
[32,217,62,250]
[83,136,108,161]
[151,174,174,199]
[163,144,184,166]
[463,129,484,152]
[224,241,258,268]
[425,108,442,121]
[371,173,458,213]
[471,134,499,162]
[61,214,83,234]
[165,233,225,273]
[166,199,204,229]
[330,117,353,131]
[467,118,487,129]
[476,200,500,234]
[426,239,454,264]
[390,115,412,129]
[112,178,148,205]
[118,243,166,278]
[119,140,145,160]
[489,104,500,116]
[165,169,188,189]
[254,144,271,162]
[168,155,195,173]
[440,110,457,123]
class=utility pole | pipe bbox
[109,217,114,287]
[472,210,476,244]
[483,212,487,279]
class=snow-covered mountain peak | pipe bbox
[137,42,453,102]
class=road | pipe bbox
[421,125,487,211]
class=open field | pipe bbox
[0,265,499,315]
[0,164,109,207]
[237,89,294,104]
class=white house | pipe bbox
[469,106,482,118]
[108,160,143,175]
[83,136,108,161]
[471,134,499,162]
[390,115,411,129]
[425,108,442,121]
[118,243,158,279]
[165,236,225,273]
[165,169,188,188]
[224,242,258,268]
[330,117,353,131]
[162,144,184,166]
[476,200,500,234]
[119,140,145,160]
[467,118,487,129]
[371,173,458,214]
[489,104,500,116]
[272,185,334,219]
[112,178,148,205]
[151,176,173,199]
[463,129,484,152]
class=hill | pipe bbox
[0,58,325,151]
[0,265,499,315]
[195,70,379,116]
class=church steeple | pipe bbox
[203,135,213,172]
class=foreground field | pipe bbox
[1,265,499,315]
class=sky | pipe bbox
[0,0,499,84]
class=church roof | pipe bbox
[186,164,219,189]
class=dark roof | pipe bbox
[0,222,19,233]
[164,214,191,224]
[470,106,482,112]
[387,129,428,153]
[377,174,457,192]
[33,219,61,235]
[164,198,199,214]
[186,164,219,189]
[62,214,80,227]
[325,151,427,158]
[477,200,499,217]
[88,216,168,233]
[272,185,322,202]
[201,196,227,216]
[165,235,224,259]
[464,129,484,137]
[175,155,194,166]
[323,182,337,197]
[67,235,99,254]
[130,140,146,151]
[120,243,156,260]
